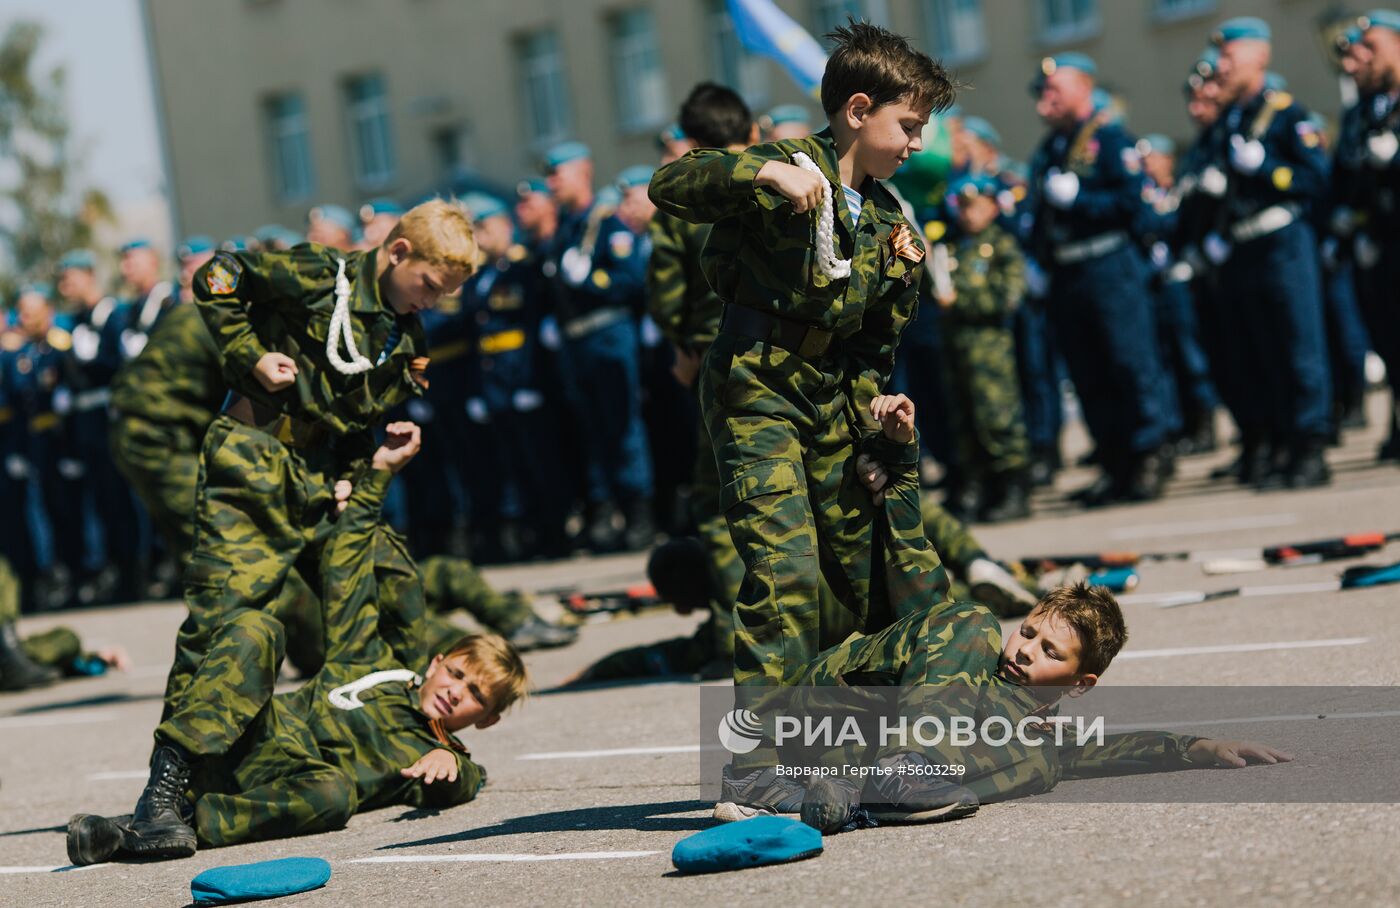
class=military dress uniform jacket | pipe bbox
[1028,115,1147,263]
[1331,91,1400,242]
[1210,88,1329,231]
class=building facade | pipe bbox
[144,0,1351,240]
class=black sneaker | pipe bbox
[66,814,131,866]
[713,765,805,823]
[125,744,196,860]
[863,753,979,824]
[801,776,875,834]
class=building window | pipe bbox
[264,92,314,203]
[610,8,669,132]
[1151,0,1216,23]
[709,0,770,107]
[344,73,395,189]
[518,29,572,149]
[431,123,476,181]
[1036,0,1100,44]
[813,0,890,39]
[922,0,986,65]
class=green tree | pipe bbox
[0,20,113,302]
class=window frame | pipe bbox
[1034,0,1101,46]
[921,0,987,67]
[609,7,670,134]
[264,91,315,204]
[343,72,396,191]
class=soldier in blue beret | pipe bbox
[306,203,357,250]
[119,237,175,355]
[359,198,404,249]
[1330,11,1400,458]
[762,104,812,141]
[514,177,557,255]
[540,142,657,552]
[175,236,216,303]
[1028,53,1175,505]
[251,223,302,252]
[655,122,694,164]
[1206,16,1334,486]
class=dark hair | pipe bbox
[678,82,754,149]
[1035,582,1128,676]
[646,536,712,613]
[820,20,955,117]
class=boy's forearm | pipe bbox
[1060,731,1202,779]
[196,290,270,381]
[649,145,784,224]
[319,468,396,665]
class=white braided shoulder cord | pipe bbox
[790,152,851,280]
[326,257,374,375]
[328,668,421,710]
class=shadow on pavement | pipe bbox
[376,798,713,849]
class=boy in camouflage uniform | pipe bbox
[67,424,528,864]
[933,173,1032,522]
[165,201,477,722]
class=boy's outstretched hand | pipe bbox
[372,421,422,474]
[870,394,916,444]
[401,748,459,785]
[1188,738,1294,769]
[755,161,827,213]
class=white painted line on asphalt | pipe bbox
[518,744,721,760]
[87,770,149,781]
[1108,513,1298,541]
[1117,638,1370,660]
[1110,708,1400,732]
[348,851,659,864]
[0,711,122,729]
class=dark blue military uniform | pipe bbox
[1210,85,1333,482]
[1030,107,1172,500]
[1332,86,1400,456]
[461,242,568,556]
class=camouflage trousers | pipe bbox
[110,414,203,563]
[942,324,1030,477]
[163,416,339,722]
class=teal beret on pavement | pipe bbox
[765,104,811,127]
[961,115,1001,148]
[57,249,97,272]
[1041,52,1097,77]
[544,140,591,170]
[1213,16,1271,46]
[615,164,655,189]
[672,816,823,874]
[1361,9,1400,33]
[462,192,509,221]
[190,856,331,904]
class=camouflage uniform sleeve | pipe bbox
[864,433,952,614]
[648,143,790,224]
[320,467,397,667]
[646,213,689,347]
[193,247,334,381]
[1058,731,1201,779]
[846,222,922,404]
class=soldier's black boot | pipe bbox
[0,622,60,691]
[585,502,623,553]
[622,497,656,552]
[1286,436,1332,489]
[124,744,196,860]
[981,470,1031,523]
[1028,447,1058,487]
[1178,407,1218,455]
[66,813,132,866]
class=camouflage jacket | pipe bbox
[111,302,226,440]
[193,244,426,452]
[280,468,484,812]
[649,128,924,393]
[940,223,1026,326]
[646,210,720,350]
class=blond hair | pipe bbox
[443,633,530,713]
[386,199,479,272]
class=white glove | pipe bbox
[4,454,28,481]
[1330,205,1357,237]
[406,399,435,423]
[1150,241,1170,270]
[1229,135,1266,175]
[639,315,662,349]
[1024,259,1049,298]
[1044,168,1080,209]
[1356,233,1381,270]
[1203,232,1232,265]
[57,458,85,481]
[465,397,490,424]
[1367,131,1399,167]
[1199,166,1229,197]
[512,389,544,412]
[538,316,562,351]
[52,387,72,415]
[121,329,148,360]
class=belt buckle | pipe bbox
[797,328,831,359]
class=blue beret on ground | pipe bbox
[1213,16,1271,45]
[462,192,509,221]
[1362,9,1400,33]
[57,249,97,272]
[765,104,812,127]
[544,140,591,170]
[961,115,1001,148]
[190,856,331,904]
[1041,52,1097,77]
[615,164,655,189]
[671,816,823,874]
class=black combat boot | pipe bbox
[622,497,656,552]
[585,502,623,553]
[980,470,1031,523]
[1178,407,1218,455]
[66,813,132,866]
[1123,449,1167,502]
[1286,436,1332,489]
[123,744,196,860]
[0,622,60,691]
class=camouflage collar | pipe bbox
[802,129,897,235]
[346,248,388,315]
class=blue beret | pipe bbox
[655,122,687,149]
[221,236,256,253]
[1361,10,1400,33]
[961,116,1001,148]
[1139,133,1177,156]
[57,249,96,272]
[544,140,591,170]
[253,224,303,248]
[462,192,510,221]
[1041,52,1097,77]
[943,103,964,119]
[948,172,1001,200]
[309,204,356,233]
[177,235,216,259]
[516,177,549,198]
[596,185,623,209]
[359,197,404,222]
[1264,71,1288,93]
[17,281,53,300]
[672,816,823,874]
[1213,17,1272,46]
[191,857,331,905]
[1193,46,1220,77]
[615,164,655,189]
[765,104,812,127]
[119,238,153,254]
